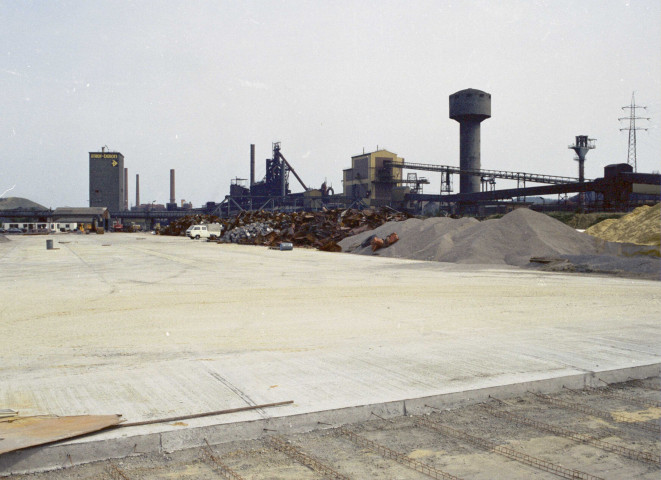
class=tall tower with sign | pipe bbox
[89,148,125,211]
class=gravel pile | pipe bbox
[586,203,660,247]
[340,209,603,266]
[339,208,660,278]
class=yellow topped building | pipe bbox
[342,149,405,206]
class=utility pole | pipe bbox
[619,92,649,172]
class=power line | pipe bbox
[619,92,649,172]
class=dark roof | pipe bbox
[450,88,490,97]
[53,207,109,220]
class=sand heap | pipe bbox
[586,203,660,246]
[339,208,615,267]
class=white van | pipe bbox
[185,223,222,240]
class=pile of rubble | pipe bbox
[160,214,221,236]
[222,222,275,244]
[161,208,412,251]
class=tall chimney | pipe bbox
[124,168,128,210]
[136,174,140,207]
[170,169,175,204]
[250,144,255,187]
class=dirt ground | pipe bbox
[10,377,660,480]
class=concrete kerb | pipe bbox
[2,362,659,477]
[404,363,661,414]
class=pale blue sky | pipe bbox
[1,0,659,207]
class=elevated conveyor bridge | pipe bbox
[385,161,591,185]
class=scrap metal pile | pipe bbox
[161,208,412,251]
[160,214,221,236]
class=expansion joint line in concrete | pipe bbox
[481,404,660,466]
[201,440,246,480]
[531,392,661,435]
[206,370,270,420]
[338,427,463,480]
[415,416,604,480]
[58,243,116,292]
[265,436,350,480]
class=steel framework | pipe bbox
[416,416,603,480]
[531,392,661,434]
[266,436,350,480]
[201,440,246,480]
[385,160,590,188]
[339,428,462,480]
[619,92,649,172]
[482,404,660,466]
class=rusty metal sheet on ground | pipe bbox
[0,414,122,454]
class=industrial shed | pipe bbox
[52,207,110,231]
[342,149,406,206]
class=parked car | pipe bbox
[185,223,222,240]
[6,228,23,234]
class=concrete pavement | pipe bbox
[1,233,659,474]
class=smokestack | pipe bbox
[170,169,175,204]
[124,168,128,210]
[136,174,140,207]
[250,144,255,187]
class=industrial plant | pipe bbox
[2,88,659,230]
[2,89,660,479]
[91,88,661,226]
